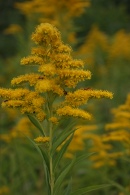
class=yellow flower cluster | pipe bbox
[0,186,9,195]
[0,23,113,123]
[65,89,113,107]
[34,136,50,143]
[57,106,92,120]
[49,117,58,124]
[87,134,123,168]
[0,117,34,143]
[31,23,61,46]
[88,93,130,168]
[104,93,130,148]
[15,0,90,21]
[78,26,130,67]
[78,26,109,66]
[109,30,130,60]
[3,24,22,34]
[64,125,98,158]
[11,73,42,86]
[0,88,45,121]
[82,26,108,51]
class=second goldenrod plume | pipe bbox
[0,23,113,122]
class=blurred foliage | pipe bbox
[0,0,26,58]
[0,0,130,194]
[75,0,130,45]
[76,26,130,108]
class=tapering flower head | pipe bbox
[15,0,90,21]
[88,93,130,168]
[104,93,130,148]
[0,23,113,122]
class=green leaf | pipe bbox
[51,128,78,155]
[53,121,76,143]
[26,136,51,193]
[70,184,111,195]
[38,146,50,170]
[27,114,45,136]
[63,177,72,195]
[53,134,74,171]
[26,136,49,172]
[54,158,75,195]
[44,164,51,194]
[74,152,95,166]
[107,179,128,193]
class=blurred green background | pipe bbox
[0,0,130,194]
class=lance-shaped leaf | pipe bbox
[44,163,51,194]
[63,177,72,195]
[27,114,45,136]
[74,152,95,167]
[53,134,74,171]
[70,184,111,195]
[39,146,50,172]
[51,128,78,155]
[54,158,75,195]
[53,120,76,143]
[26,136,49,172]
[107,179,127,194]
[26,136,51,193]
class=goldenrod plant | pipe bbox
[86,133,123,168]
[15,0,90,46]
[76,26,130,111]
[0,23,113,195]
[15,0,90,24]
[83,94,130,168]
[103,93,130,159]
[101,93,130,195]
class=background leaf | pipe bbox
[74,152,96,167]
[70,184,111,195]
[63,177,72,195]
[53,134,74,171]
[51,128,78,155]
[54,158,75,195]
[26,136,49,172]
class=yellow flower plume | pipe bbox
[0,23,113,123]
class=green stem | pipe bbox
[49,122,54,195]
[47,97,54,195]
